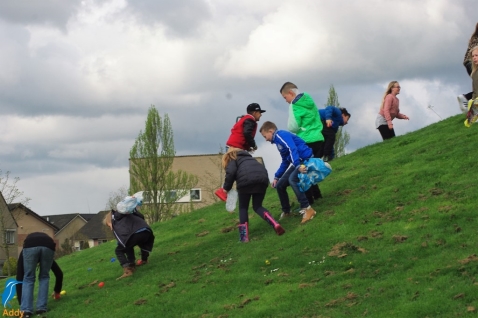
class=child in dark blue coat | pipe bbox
[318,106,351,161]
[221,147,285,242]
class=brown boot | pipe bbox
[116,265,134,280]
[300,206,317,224]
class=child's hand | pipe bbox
[326,119,333,128]
[299,165,307,173]
[271,179,278,188]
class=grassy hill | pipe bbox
[3,114,478,318]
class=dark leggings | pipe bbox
[238,192,267,224]
[378,125,396,140]
[115,230,154,267]
[305,141,324,201]
[463,60,473,100]
[321,126,336,159]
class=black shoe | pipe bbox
[36,309,47,316]
[24,313,33,318]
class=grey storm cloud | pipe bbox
[0,0,81,30]
[124,0,212,37]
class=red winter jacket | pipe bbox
[226,114,257,150]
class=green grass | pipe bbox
[3,114,478,317]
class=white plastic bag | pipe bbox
[225,189,238,212]
[117,196,140,214]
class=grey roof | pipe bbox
[9,203,59,231]
[77,210,111,240]
[80,214,97,222]
[42,213,86,230]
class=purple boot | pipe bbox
[238,222,249,242]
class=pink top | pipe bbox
[378,94,406,125]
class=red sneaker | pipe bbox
[136,260,148,266]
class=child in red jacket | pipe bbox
[226,103,265,151]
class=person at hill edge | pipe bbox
[104,197,155,280]
[318,106,351,162]
[220,147,285,242]
[464,45,478,127]
[260,121,317,224]
[457,23,478,112]
[375,81,409,140]
[280,82,324,203]
[226,103,265,152]
[470,45,478,100]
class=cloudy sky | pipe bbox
[0,0,474,216]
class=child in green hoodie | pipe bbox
[280,82,324,203]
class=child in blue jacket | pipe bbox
[318,106,351,161]
[259,121,316,224]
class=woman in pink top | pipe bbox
[375,81,410,140]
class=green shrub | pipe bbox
[2,257,17,276]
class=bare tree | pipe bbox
[325,85,350,159]
[201,146,225,203]
[129,106,198,223]
[105,186,129,211]
[0,170,31,206]
[0,170,30,275]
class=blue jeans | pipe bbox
[21,246,54,313]
[276,165,310,213]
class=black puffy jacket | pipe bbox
[111,209,154,251]
[223,151,269,193]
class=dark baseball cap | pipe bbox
[247,103,266,113]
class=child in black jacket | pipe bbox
[105,202,155,280]
[221,147,285,242]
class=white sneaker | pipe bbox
[457,95,468,113]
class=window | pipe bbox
[5,230,15,244]
[140,189,202,203]
[173,189,201,203]
[97,240,108,245]
[190,189,201,201]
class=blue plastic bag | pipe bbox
[298,158,332,192]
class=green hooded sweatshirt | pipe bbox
[287,92,324,143]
